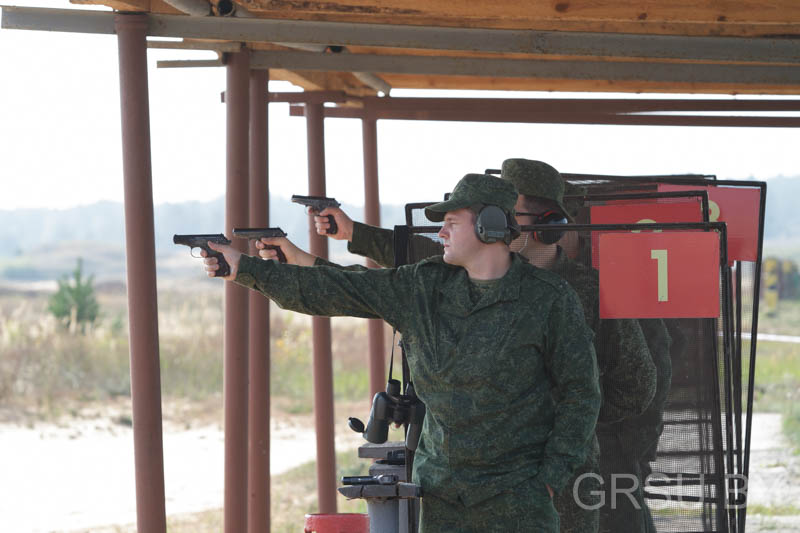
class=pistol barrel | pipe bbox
[231,227,288,264]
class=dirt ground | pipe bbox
[0,397,363,533]
[744,413,800,533]
[1,400,797,533]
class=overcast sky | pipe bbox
[1,1,798,211]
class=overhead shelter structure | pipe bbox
[2,2,798,533]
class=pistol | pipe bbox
[291,194,341,235]
[173,234,232,277]
[232,227,288,263]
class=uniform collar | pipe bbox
[437,253,523,315]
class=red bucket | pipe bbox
[303,513,369,533]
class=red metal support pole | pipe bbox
[225,49,250,533]
[248,68,270,533]
[361,117,385,399]
[305,103,338,514]
[114,14,167,533]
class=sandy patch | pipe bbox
[3,404,796,533]
[0,399,363,533]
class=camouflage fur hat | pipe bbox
[500,158,573,221]
[425,173,518,223]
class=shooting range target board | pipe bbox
[659,184,761,263]
[598,231,721,319]
[590,202,704,269]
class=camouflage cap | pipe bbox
[500,158,572,221]
[425,173,518,223]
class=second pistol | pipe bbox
[232,227,288,263]
[291,194,341,235]
[173,234,232,277]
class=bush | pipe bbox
[48,258,99,331]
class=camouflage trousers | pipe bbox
[419,477,559,533]
[597,433,656,533]
[554,439,601,533]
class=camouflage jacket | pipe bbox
[348,222,655,423]
[551,247,656,423]
[348,221,398,268]
[235,252,600,505]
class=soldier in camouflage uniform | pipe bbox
[312,160,662,533]
[200,173,601,533]
[503,159,668,533]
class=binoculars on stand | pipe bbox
[349,379,426,451]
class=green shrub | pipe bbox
[48,258,99,331]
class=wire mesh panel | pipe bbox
[395,221,736,533]
[559,178,764,533]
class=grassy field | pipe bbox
[3,281,799,529]
[0,283,386,531]
[752,299,800,452]
[0,282,386,420]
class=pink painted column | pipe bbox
[361,116,386,399]
[224,49,251,533]
[305,102,338,514]
[247,68,271,533]
[114,14,167,533]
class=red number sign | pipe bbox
[659,184,761,262]
[590,202,704,268]
[599,232,720,319]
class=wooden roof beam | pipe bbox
[377,74,800,95]
[286,103,800,127]
[241,0,800,37]
[246,49,800,87]
[5,6,800,64]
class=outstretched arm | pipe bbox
[233,253,416,330]
[347,221,397,268]
[313,206,445,269]
[310,206,395,267]
[254,236,316,266]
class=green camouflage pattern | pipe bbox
[348,228,655,532]
[425,173,518,222]
[551,247,656,423]
[420,476,559,533]
[235,252,601,512]
[549,247,655,533]
[553,437,601,533]
[633,319,673,465]
[596,319,672,533]
[596,430,651,533]
[500,159,572,221]
[347,221,397,268]
[550,249,661,533]
[563,182,589,222]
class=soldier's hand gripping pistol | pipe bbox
[173,234,233,277]
[232,227,288,263]
[291,194,341,235]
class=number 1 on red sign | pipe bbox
[650,249,668,302]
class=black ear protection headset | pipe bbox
[474,205,521,245]
[518,210,568,244]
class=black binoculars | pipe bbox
[348,379,426,451]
